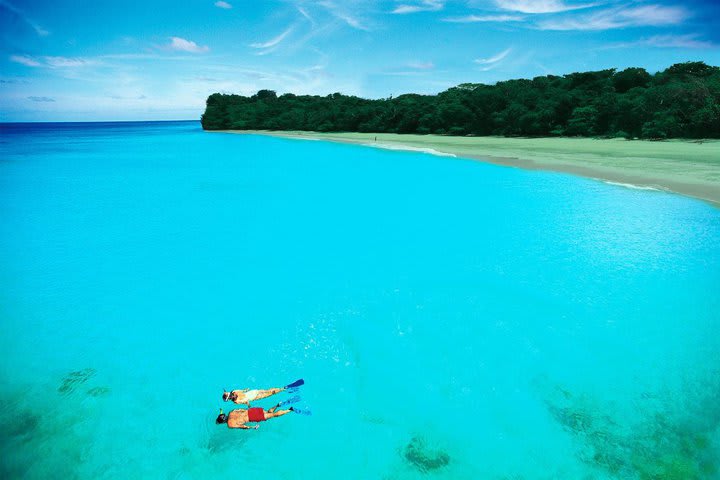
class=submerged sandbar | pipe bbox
[216,131,720,206]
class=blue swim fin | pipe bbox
[285,379,304,389]
[278,395,301,407]
[290,406,312,416]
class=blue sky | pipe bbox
[1,0,719,121]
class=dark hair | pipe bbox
[222,392,230,401]
[216,413,228,424]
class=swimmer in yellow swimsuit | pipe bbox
[222,388,282,406]
[222,379,304,407]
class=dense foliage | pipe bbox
[202,62,720,139]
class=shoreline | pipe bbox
[214,130,720,207]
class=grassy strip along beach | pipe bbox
[220,131,720,206]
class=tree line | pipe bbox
[201,62,720,139]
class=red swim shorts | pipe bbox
[248,407,266,422]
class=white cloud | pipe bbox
[379,71,428,76]
[298,6,315,24]
[0,0,49,36]
[393,0,445,14]
[443,14,524,23]
[169,37,210,53]
[495,0,597,14]
[44,56,95,68]
[195,61,354,99]
[28,96,55,102]
[318,1,370,30]
[609,34,715,49]
[10,54,99,69]
[108,94,147,100]
[33,24,49,36]
[641,34,714,48]
[538,4,688,30]
[337,12,367,29]
[250,26,295,49]
[10,54,41,67]
[474,47,512,65]
[407,61,435,69]
[214,1,232,8]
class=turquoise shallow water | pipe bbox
[1,121,719,479]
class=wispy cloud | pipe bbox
[407,61,435,69]
[495,0,597,14]
[28,96,55,102]
[474,47,512,71]
[195,61,350,98]
[475,48,512,65]
[168,37,210,53]
[250,26,295,51]
[214,1,232,9]
[538,4,688,30]
[297,6,315,25]
[0,0,49,36]
[335,12,366,30]
[109,94,147,100]
[392,0,445,14]
[10,55,97,68]
[44,56,96,68]
[443,14,525,23]
[10,55,41,67]
[607,34,715,49]
[318,1,370,30]
[379,71,430,76]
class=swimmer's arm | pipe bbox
[235,424,259,430]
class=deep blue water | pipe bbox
[1,121,719,479]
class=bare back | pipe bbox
[230,388,282,405]
[229,389,249,404]
[226,409,249,428]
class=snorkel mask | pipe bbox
[216,408,228,424]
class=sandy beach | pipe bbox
[217,130,720,206]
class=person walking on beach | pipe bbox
[222,379,304,406]
[215,404,294,430]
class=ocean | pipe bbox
[1,120,719,479]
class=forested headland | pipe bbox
[201,62,720,139]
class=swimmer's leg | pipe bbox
[265,409,291,420]
[253,388,283,402]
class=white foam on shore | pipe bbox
[363,143,457,157]
[603,180,663,192]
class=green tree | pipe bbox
[201,62,720,139]
[613,68,651,93]
[566,106,599,136]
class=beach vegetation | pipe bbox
[202,62,720,139]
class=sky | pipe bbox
[1,0,719,121]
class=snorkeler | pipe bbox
[216,398,309,429]
[216,405,291,429]
[222,379,304,406]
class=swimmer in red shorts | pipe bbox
[216,403,293,429]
